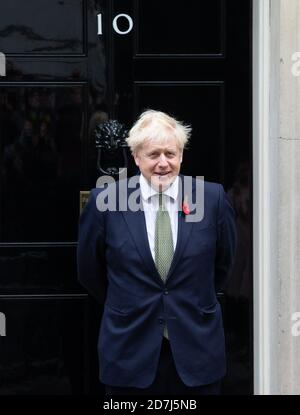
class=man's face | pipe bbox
[133,136,182,191]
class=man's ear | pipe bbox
[133,151,140,167]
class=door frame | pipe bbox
[253,0,278,395]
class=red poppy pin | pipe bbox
[179,196,190,216]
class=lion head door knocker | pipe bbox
[94,119,128,178]
[79,120,129,214]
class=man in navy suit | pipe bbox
[77,110,237,395]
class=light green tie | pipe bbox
[155,193,174,339]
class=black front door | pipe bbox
[0,0,252,394]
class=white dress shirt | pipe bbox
[139,174,179,261]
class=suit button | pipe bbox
[164,290,169,295]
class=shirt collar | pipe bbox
[139,173,179,202]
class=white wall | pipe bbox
[253,0,300,394]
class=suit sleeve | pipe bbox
[77,189,107,304]
[215,184,237,292]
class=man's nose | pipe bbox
[157,154,168,165]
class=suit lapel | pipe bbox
[121,185,163,285]
[166,211,194,282]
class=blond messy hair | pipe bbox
[126,109,192,155]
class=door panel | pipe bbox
[135,0,225,56]
[0,85,85,242]
[0,0,84,55]
[0,246,79,295]
[0,299,87,395]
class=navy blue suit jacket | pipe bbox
[77,176,237,387]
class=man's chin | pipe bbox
[150,175,174,191]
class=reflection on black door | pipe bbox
[0,0,252,394]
